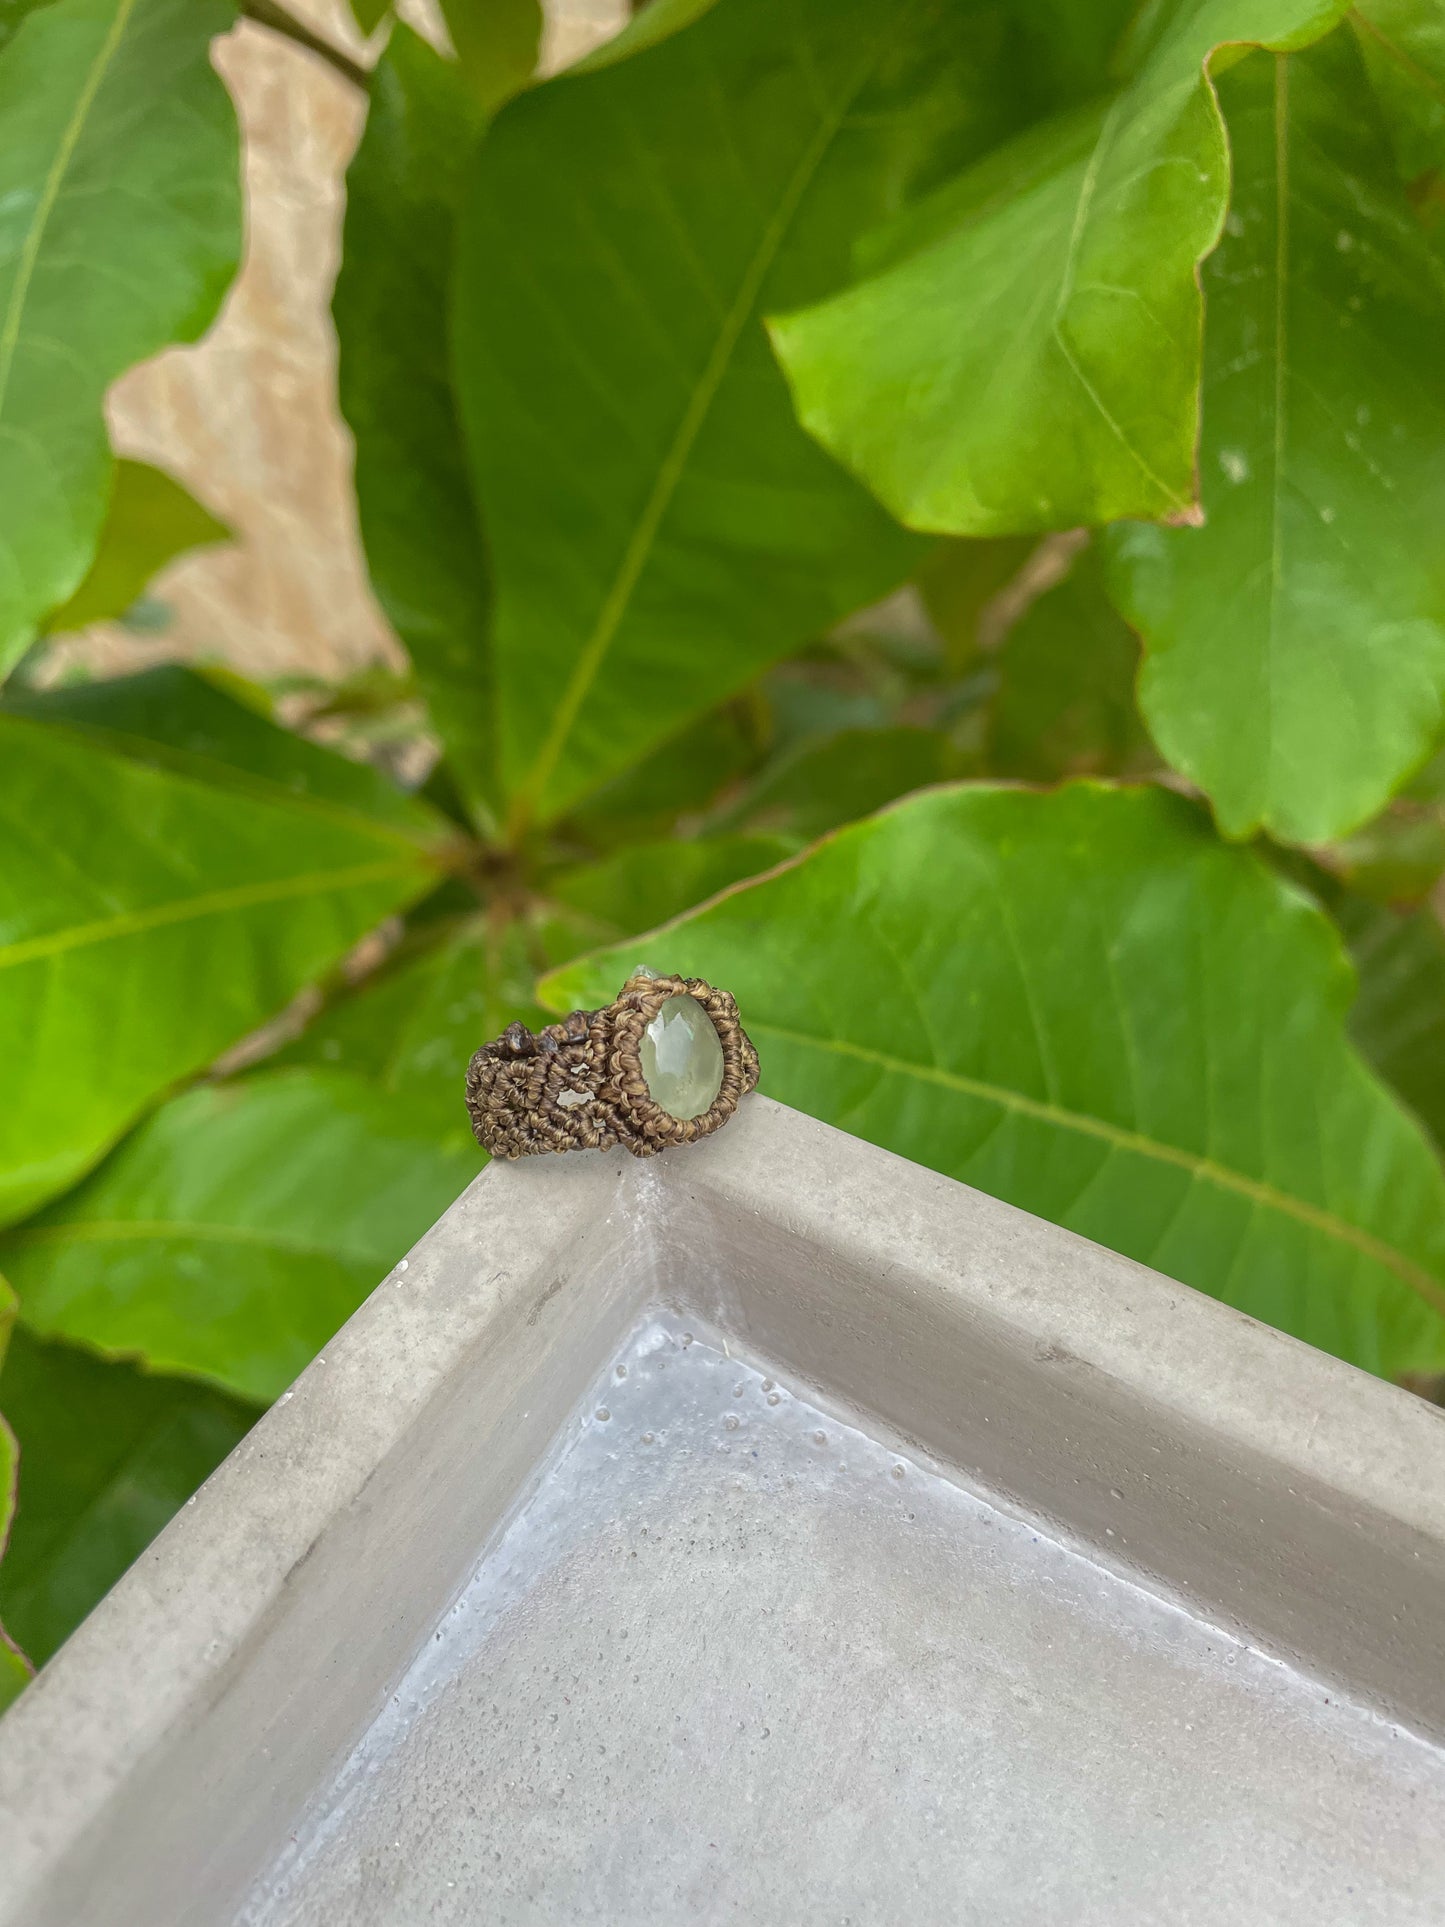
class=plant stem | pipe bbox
[236,0,370,90]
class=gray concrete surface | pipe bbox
[1,1098,1443,1924]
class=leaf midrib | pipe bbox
[0,856,428,971]
[0,708,444,853]
[0,0,136,416]
[751,1017,1445,1319]
[504,23,893,834]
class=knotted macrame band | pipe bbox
[465,971,759,1159]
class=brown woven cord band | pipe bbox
[464,971,759,1160]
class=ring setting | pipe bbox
[465,968,759,1160]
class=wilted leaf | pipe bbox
[335,27,495,825]
[987,545,1156,782]
[544,782,1445,1378]
[770,0,1346,535]
[551,835,794,944]
[0,1328,257,1666]
[453,0,1030,828]
[40,460,229,636]
[0,0,241,669]
[2,1067,481,1402]
[0,671,452,1226]
[1105,38,1445,845]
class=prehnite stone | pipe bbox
[640,994,724,1120]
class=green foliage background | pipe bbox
[2,0,1445,1703]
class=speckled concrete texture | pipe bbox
[1,1098,1442,1925]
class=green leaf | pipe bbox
[0,671,452,1227]
[563,702,766,850]
[0,1328,257,1666]
[1337,893,1445,1151]
[0,1272,28,1709]
[0,1397,30,1712]
[1353,0,1445,182]
[916,535,1037,671]
[0,0,241,670]
[1,1067,481,1403]
[986,544,1156,782]
[2,662,445,839]
[550,835,795,944]
[439,0,539,111]
[335,27,495,826]
[0,0,56,55]
[1103,39,1445,845]
[713,726,965,842]
[346,0,389,32]
[769,0,1347,536]
[1,1272,33,1709]
[1323,749,1445,903]
[453,0,1028,830]
[276,914,509,1136]
[40,459,229,635]
[543,782,1445,1379]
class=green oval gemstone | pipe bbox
[640,994,724,1120]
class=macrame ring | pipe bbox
[465,970,759,1160]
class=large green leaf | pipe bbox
[550,835,795,944]
[1,666,445,837]
[1337,893,1445,1151]
[1105,39,1445,845]
[987,544,1156,782]
[769,0,1346,536]
[0,0,56,55]
[276,913,513,1134]
[563,702,766,851]
[438,0,539,111]
[41,459,229,636]
[544,782,1445,1378]
[711,726,965,843]
[0,1276,27,1712]
[0,670,452,1226]
[0,1413,28,1709]
[1354,0,1445,181]
[0,1328,257,1666]
[0,0,241,669]
[2,1068,480,1403]
[916,535,1037,672]
[335,27,495,827]
[452,0,1030,830]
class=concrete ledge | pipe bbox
[1,1097,1442,1924]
